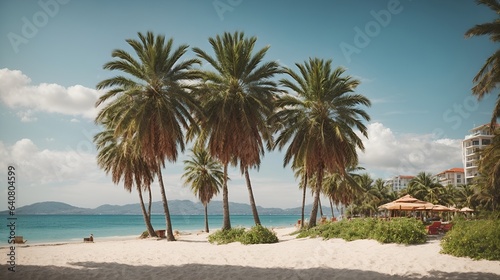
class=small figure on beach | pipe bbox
[83,234,94,243]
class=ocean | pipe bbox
[1,214,302,245]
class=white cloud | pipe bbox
[358,122,463,179]
[0,68,103,121]
[0,138,99,185]
[16,109,37,122]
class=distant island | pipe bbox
[0,200,336,216]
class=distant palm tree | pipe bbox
[192,31,281,230]
[465,0,500,127]
[182,147,223,233]
[322,168,364,216]
[94,127,157,237]
[272,58,371,227]
[95,31,201,241]
[407,172,442,204]
[456,184,477,208]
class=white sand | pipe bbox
[1,227,499,279]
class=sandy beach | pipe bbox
[1,227,499,280]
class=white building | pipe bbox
[435,168,465,187]
[385,175,414,192]
[462,124,495,184]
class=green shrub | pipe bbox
[297,218,427,245]
[208,227,245,244]
[373,218,427,245]
[441,218,500,260]
[139,230,149,239]
[238,225,279,245]
[208,225,279,245]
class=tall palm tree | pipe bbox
[94,127,157,237]
[192,31,281,230]
[95,31,201,241]
[272,58,371,227]
[182,147,223,233]
[465,0,500,127]
[476,128,500,210]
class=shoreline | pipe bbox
[1,227,500,279]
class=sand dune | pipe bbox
[1,227,499,279]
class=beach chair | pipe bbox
[440,223,453,233]
[14,236,26,244]
[425,221,441,235]
[83,234,94,243]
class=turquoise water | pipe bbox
[0,215,301,245]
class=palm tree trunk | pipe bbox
[157,166,176,241]
[309,167,324,228]
[222,163,231,230]
[244,167,261,225]
[138,187,157,237]
[204,203,209,233]
[301,173,308,229]
[318,196,324,217]
[147,185,152,219]
[329,197,335,218]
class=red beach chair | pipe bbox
[425,221,441,235]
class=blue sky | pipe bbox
[0,0,497,210]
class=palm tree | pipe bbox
[272,58,371,227]
[192,31,281,230]
[456,184,477,208]
[182,147,223,233]
[292,163,309,229]
[406,172,442,204]
[322,167,364,217]
[465,0,500,127]
[94,127,157,237]
[95,31,201,241]
[475,128,500,210]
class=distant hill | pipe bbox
[0,200,337,216]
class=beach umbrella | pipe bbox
[394,194,420,203]
[378,194,434,210]
[430,205,451,211]
[460,207,474,212]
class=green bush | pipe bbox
[208,225,279,245]
[297,218,427,245]
[373,218,427,245]
[441,218,500,260]
[208,227,245,244]
[238,225,279,245]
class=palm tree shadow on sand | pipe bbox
[1,263,499,280]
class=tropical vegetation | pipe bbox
[298,217,427,245]
[92,23,498,245]
[441,215,500,260]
